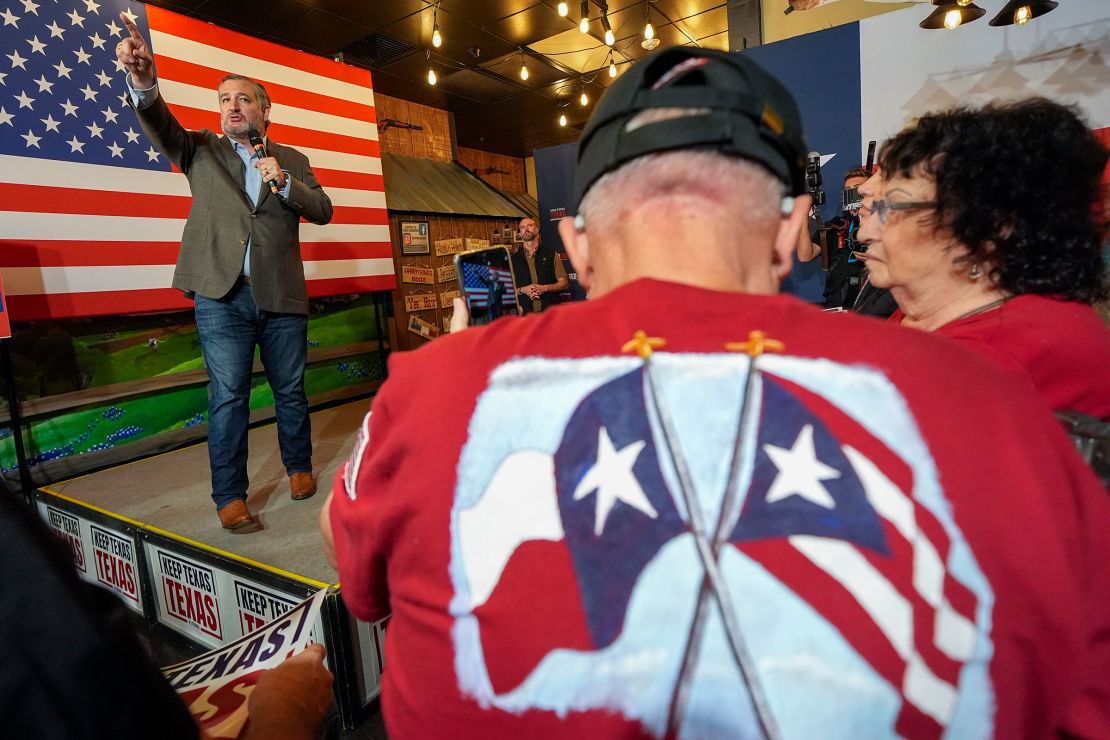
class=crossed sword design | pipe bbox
[621,330,785,740]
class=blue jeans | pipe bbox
[195,283,311,510]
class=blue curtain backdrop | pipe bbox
[742,23,864,302]
[534,142,587,300]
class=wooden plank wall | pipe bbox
[457,146,527,195]
[375,93,454,162]
[375,95,530,350]
[388,210,524,352]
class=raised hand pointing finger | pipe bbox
[117,11,155,89]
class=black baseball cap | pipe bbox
[574,46,809,207]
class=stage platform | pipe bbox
[30,399,385,729]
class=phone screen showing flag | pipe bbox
[456,248,519,326]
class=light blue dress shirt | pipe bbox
[126,80,292,278]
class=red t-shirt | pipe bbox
[891,294,1110,419]
[331,279,1110,740]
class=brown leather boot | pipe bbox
[218,499,256,531]
[289,471,317,501]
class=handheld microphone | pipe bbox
[247,130,279,194]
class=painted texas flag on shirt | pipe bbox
[448,352,995,739]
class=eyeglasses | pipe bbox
[865,199,937,225]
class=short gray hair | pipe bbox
[579,151,782,231]
[579,107,783,229]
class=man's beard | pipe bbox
[223,118,258,138]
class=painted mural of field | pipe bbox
[1,294,385,475]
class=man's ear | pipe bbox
[558,215,591,293]
[771,193,811,284]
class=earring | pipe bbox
[969,264,982,281]
[573,214,586,232]
[780,196,795,216]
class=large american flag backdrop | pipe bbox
[0,0,394,321]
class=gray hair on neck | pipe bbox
[579,107,784,229]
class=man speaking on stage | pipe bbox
[116,12,332,532]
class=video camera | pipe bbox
[805,152,825,207]
[841,186,863,212]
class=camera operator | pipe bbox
[797,166,882,310]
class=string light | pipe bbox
[559,113,567,126]
[557,1,568,16]
[641,1,659,50]
[520,55,529,81]
[604,27,615,45]
[580,90,589,106]
[579,1,589,32]
[432,8,442,48]
[609,56,617,77]
[427,67,437,85]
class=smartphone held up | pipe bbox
[454,246,521,327]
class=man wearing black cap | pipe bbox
[323,48,1110,740]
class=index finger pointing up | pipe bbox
[121,11,144,42]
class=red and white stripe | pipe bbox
[785,446,982,738]
[0,6,394,320]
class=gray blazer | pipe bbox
[133,95,333,315]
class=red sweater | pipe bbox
[892,294,1110,419]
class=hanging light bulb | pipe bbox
[427,67,437,85]
[580,90,588,106]
[989,0,1055,27]
[609,58,617,77]
[604,27,615,45]
[520,60,529,80]
[922,2,985,29]
[557,1,568,16]
[579,1,589,32]
[432,23,442,48]
[559,113,567,127]
[641,3,659,50]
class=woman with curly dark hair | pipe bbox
[856,97,1110,418]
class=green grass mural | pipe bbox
[1,294,386,476]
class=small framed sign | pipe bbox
[400,221,430,255]
[404,293,439,312]
[434,237,466,257]
[464,237,491,249]
[401,265,435,285]
[439,289,460,309]
[407,315,440,340]
[436,264,457,284]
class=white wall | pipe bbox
[860,3,1110,156]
